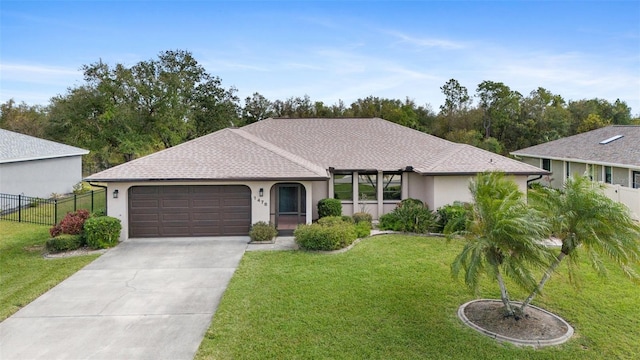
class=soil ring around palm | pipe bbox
[458,299,574,348]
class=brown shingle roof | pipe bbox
[85,128,329,181]
[86,118,546,182]
[511,125,640,168]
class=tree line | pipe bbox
[1,49,637,174]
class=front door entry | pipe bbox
[276,184,306,234]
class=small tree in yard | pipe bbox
[451,172,553,317]
[520,176,640,313]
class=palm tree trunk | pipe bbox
[495,271,514,316]
[520,252,566,312]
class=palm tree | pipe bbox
[521,176,640,312]
[451,172,553,317]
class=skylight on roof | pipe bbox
[599,135,623,145]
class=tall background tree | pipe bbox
[1,49,634,173]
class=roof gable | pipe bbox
[511,125,640,168]
[85,128,329,181]
[0,129,89,164]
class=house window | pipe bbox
[382,173,402,200]
[541,159,551,171]
[333,174,353,200]
[634,171,640,189]
[565,162,570,179]
[604,166,612,184]
[358,173,377,200]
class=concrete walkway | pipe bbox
[0,237,249,360]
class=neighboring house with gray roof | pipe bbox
[511,125,640,219]
[0,129,89,198]
[86,117,546,241]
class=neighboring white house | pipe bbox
[85,118,546,241]
[511,125,640,219]
[0,129,89,198]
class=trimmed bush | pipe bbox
[354,221,371,238]
[50,209,91,238]
[317,216,349,227]
[379,198,437,234]
[46,234,84,253]
[249,221,278,242]
[84,216,122,249]
[317,198,342,218]
[294,222,357,251]
[435,202,471,234]
[379,212,402,231]
[352,212,373,225]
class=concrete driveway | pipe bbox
[0,237,249,360]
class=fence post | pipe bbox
[74,194,77,212]
[91,191,95,213]
[54,199,58,225]
[18,194,22,223]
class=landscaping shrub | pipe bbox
[249,221,278,242]
[317,216,350,227]
[352,212,373,225]
[46,234,84,253]
[84,216,122,249]
[341,215,354,223]
[49,209,91,237]
[354,221,371,238]
[379,212,402,231]
[317,198,342,218]
[435,201,471,234]
[294,222,357,251]
[379,198,437,233]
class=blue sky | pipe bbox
[1,1,639,114]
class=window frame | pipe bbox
[382,172,402,201]
[541,158,551,172]
[358,172,377,201]
[604,166,612,184]
[333,173,353,201]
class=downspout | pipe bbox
[88,182,108,214]
[527,175,543,185]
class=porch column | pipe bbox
[401,172,409,199]
[328,173,334,198]
[377,171,383,216]
[304,182,313,224]
[352,171,359,209]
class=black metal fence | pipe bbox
[0,190,107,226]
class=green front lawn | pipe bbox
[0,222,101,321]
[197,234,640,360]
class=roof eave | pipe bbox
[511,153,640,170]
[413,170,550,176]
[84,176,331,183]
[0,151,90,164]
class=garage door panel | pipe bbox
[130,213,159,222]
[129,185,251,237]
[193,199,220,207]
[130,199,160,208]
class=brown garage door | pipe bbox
[128,185,251,238]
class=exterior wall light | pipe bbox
[113,189,119,199]
[259,188,264,197]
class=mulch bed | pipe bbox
[464,300,569,341]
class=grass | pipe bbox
[0,221,101,321]
[196,234,640,360]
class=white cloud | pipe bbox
[0,63,81,84]
[385,30,466,50]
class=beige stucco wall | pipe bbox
[105,180,315,241]
[612,167,629,187]
[0,156,84,198]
